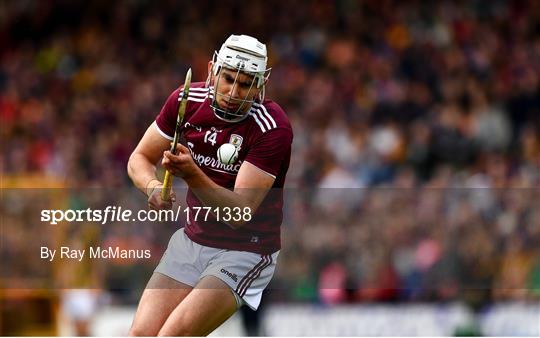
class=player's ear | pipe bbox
[205,61,215,88]
[207,61,213,76]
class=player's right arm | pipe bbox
[127,122,175,209]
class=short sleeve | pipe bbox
[244,127,293,178]
[155,88,181,140]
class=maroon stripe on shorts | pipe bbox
[238,255,273,297]
[236,255,268,295]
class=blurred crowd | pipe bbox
[1,0,540,310]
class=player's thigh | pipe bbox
[157,275,238,336]
[129,272,193,336]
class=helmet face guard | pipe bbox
[206,35,271,123]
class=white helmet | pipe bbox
[207,34,271,122]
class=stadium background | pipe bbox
[1,0,539,336]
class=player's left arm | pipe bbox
[164,149,274,229]
[162,126,292,229]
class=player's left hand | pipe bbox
[162,144,198,179]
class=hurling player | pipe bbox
[127,34,293,336]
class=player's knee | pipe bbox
[128,324,159,337]
[158,324,197,337]
[157,315,201,337]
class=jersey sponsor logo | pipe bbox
[229,134,243,149]
[187,143,241,174]
[220,268,239,282]
[184,122,202,132]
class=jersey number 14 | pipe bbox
[204,131,217,146]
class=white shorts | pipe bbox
[155,228,279,310]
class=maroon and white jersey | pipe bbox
[155,82,293,254]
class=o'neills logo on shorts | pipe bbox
[187,144,241,174]
[220,268,238,282]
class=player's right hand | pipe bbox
[147,184,176,210]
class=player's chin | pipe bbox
[218,101,250,114]
[217,98,238,110]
